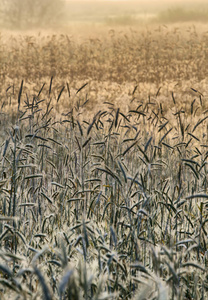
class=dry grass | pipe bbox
[0,22,208,299]
[1,24,208,84]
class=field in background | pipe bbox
[0,1,208,299]
[1,0,208,29]
[63,1,208,25]
[1,23,208,117]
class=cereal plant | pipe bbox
[0,6,208,300]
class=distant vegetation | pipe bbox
[0,0,65,29]
[157,7,208,23]
[105,7,208,26]
[105,15,139,26]
[1,1,208,29]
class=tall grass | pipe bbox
[0,76,208,299]
[0,24,208,85]
[0,23,208,300]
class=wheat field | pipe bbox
[0,4,208,299]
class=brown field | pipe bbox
[0,1,208,299]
